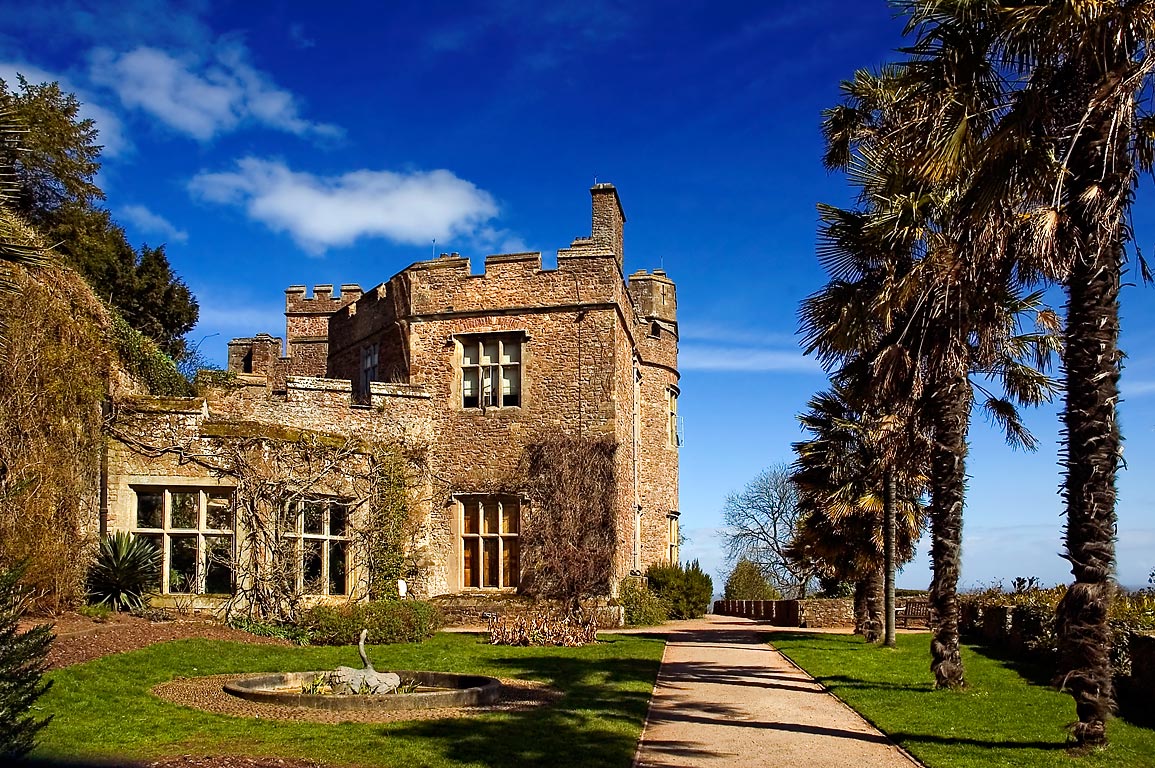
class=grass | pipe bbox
[31,632,665,768]
[770,631,1155,768]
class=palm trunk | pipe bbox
[884,468,897,648]
[927,366,970,689]
[862,566,884,644]
[853,578,868,635]
[1057,175,1125,750]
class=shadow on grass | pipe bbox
[383,651,660,767]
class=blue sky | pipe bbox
[3,1,1152,590]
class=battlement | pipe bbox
[285,284,362,314]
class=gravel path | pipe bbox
[633,615,922,768]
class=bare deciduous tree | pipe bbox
[721,463,815,598]
[519,435,617,614]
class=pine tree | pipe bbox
[0,565,54,759]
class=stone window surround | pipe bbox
[282,497,352,597]
[456,333,524,410]
[457,494,521,591]
[667,386,681,448]
[130,485,235,595]
[667,511,680,564]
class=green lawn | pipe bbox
[32,632,665,768]
[770,632,1155,768]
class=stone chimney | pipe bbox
[590,183,626,267]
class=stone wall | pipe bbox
[148,183,678,603]
[713,598,854,628]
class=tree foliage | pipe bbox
[646,560,713,619]
[723,558,781,601]
[0,75,198,359]
[721,464,814,598]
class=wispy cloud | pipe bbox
[680,344,820,373]
[119,204,188,244]
[188,157,503,254]
[88,42,340,142]
[288,23,316,50]
[0,61,129,156]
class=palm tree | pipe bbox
[790,384,927,644]
[809,43,1060,685]
[1,110,49,297]
[900,0,1155,744]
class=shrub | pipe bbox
[87,532,160,611]
[646,560,713,620]
[0,565,54,759]
[724,559,781,600]
[300,600,443,646]
[488,609,597,646]
[227,615,310,646]
[619,577,668,626]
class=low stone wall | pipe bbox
[713,598,853,628]
[431,593,624,628]
[798,598,854,628]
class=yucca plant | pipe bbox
[87,531,160,611]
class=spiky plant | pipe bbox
[87,531,161,611]
[0,564,54,759]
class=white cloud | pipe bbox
[88,43,340,142]
[189,157,502,254]
[679,344,822,373]
[119,204,188,244]
[0,61,129,156]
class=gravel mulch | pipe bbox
[19,611,291,671]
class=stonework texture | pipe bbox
[106,184,679,604]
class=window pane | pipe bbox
[330,503,348,537]
[464,538,479,588]
[502,500,519,534]
[303,501,324,535]
[206,493,233,530]
[303,539,323,593]
[481,339,498,365]
[169,536,197,593]
[463,499,480,534]
[463,368,479,408]
[136,491,163,529]
[171,492,197,529]
[204,535,233,594]
[502,366,520,407]
[462,340,478,366]
[500,340,520,364]
[328,541,347,595]
[483,501,498,534]
[485,366,500,407]
[483,539,499,587]
[504,540,520,588]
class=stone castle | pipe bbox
[104,183,679,608]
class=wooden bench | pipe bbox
[899,599,930,628]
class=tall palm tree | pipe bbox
[901,0,1155,744]
[809,43,1060,686]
